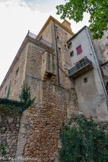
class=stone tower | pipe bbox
[0,16,78,161]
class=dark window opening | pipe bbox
[58,47,61,54]
[55,25,57,30]
[47,73,52,79]
[70,51,74,57]
[16,67,19,76]
[84,77,88,83]
[106,43,108,46]
[76,45,82,55]
[106,82,108,94]
[68,42,72,49]
[57,36,59,39]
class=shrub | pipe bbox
[59,117,108,162]
[0,82,35,115]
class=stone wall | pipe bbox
[37,19,73,89]
[0,45,28,100]
[98,30,108,62]
[38,21,52,45]
[0,106,20,159]
[14,76,78,161]
[25,42,44,80]
[0,17,78,161]
[0,36,54,102]
[56,23,73,89]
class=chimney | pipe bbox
[62,20,71,30]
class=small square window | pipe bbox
[16,68,19,76]
[57,36,59,39]
[58,47,61,54]
[84,77,88,83]
[68,42,72,49]
[70,51,74,57]
[76,45,82,55]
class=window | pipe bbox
[68,42,72,49]
[55,25,57,30]
[57,36,59,39]
[70,51,74,57]
[16,67,19,76]
[106,42,108,46]
[84,77,88,83]
[76,45,82,55]
[106,82,108,94]
[58,47,61,54]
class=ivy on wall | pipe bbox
[0,82,35,115]
[0,83,35,157]
[58,116,108,162]
[0,130,7,157]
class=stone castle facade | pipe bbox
[0,16,108,161]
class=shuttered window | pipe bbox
[76,45,82,55]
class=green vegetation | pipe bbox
[56,0,108,39]
[0,131,7,157]
[59,116,108,162]
[0,82,35,115]
[0,82,35,157]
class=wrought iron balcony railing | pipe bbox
[68,58,93,79]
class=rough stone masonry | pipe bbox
[0,16,78,161]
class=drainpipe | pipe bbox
[85,27,108,107]
[54,22,60,86]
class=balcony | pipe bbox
[68,58,93,79]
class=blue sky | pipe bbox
[0,0,90,85]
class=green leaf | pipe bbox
[56,0,108,39]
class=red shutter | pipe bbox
[76,45,82,55]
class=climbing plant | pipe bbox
[0,82,35,158]
[59,116,108,162]
[0,82,35,115]
[19,82,32,104]
[0,131,7,157]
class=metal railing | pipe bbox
[27,31,54,48]
[68,58,93,76]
